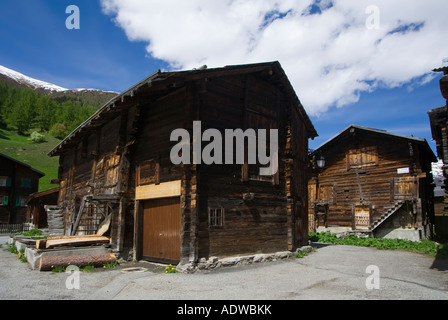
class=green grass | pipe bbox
[310,232,448,258]
[0,128,60,192]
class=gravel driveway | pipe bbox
[0,236,447,301]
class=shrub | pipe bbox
[49,123,68,139]
[28,131,46,143]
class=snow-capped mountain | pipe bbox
[0,65,69,92]
[0,64,118,107]
[0,64,118,95]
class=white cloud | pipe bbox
[100,0,448,116]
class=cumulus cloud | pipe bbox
[100,0,448,116]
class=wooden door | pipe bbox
[142,197,181,263]
[354,205,370,230]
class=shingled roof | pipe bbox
[48,61,317,156]
[0,153,45,177]
[310,124,437,162]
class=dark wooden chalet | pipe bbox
[308,125,436,240]
[428,64,448,239]
[48,61,317,264]
[0,153,45,224]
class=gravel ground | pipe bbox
[0,236,447,300]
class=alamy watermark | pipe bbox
[365,265,380,290]
[66,5,80,30]
[365,5,380,30]
[170,121,279,176]
[65,265,80,290]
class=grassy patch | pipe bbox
[7,244,18,254]
[103,260,120,269]
[0,128,60,192]
[295,250,309,259]
[310,232,448,258]
[13,229,43,237]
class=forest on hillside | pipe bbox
[0,79,101,138]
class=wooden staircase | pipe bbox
[69,194,120,236]
[370,201,406,231]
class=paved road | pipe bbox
[0,236,447,300]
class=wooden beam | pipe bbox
[39,253,116,271]
[135,180,182,200]
[45,235,110,249]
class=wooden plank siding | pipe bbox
[195,73,302,258]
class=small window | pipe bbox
[318,184,337,204]
[1,196,8,206]
[242,162,279,185]
[15,196,26,207]
[0,177,11,187]
[137,160,160,186]
[21,178,31,188]
[208,207,224,227]
[347,146,378,169]
[249,164,275,182]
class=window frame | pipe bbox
[21,178,31,188]
[347,146,378,170]
[0,176,12,187]
[208,207,225,228]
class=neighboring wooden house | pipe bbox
[26,187,59,228]
[428,64,448,239]
[308,125,436,241]
[48,61,317,264]
[0,153,45,224]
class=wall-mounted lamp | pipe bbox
[316,152,326,169]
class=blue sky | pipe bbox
[0,0,447,156]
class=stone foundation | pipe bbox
[177,246,313,273]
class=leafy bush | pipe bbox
[49,123,68,139]
[28,131,47,143]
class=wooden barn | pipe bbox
[26,187,59,228]
[48,61,317,264]
[308,125,436,241]
[0,153,45,225]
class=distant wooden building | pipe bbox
[26,187,59,228]
[48,62,317,264]
[428,64,448,239]
[308,125,436,241]
[0,153,45,224]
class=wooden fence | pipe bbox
[0,223,35,235]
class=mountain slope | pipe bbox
[0,65,118,106]
[0,65,67,92]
